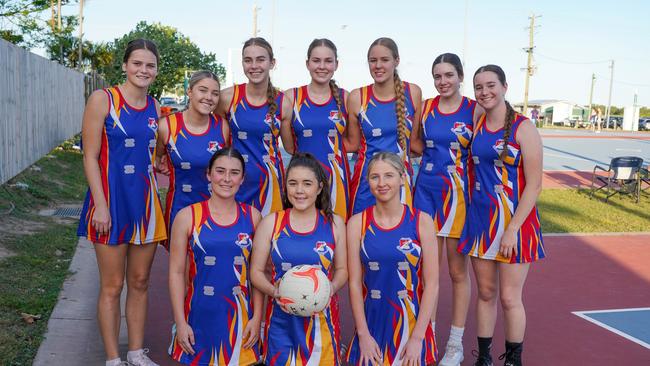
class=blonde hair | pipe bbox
[367,151,405,179]
[368,37,407,151]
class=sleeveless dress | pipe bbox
[78,86,166,245]
[264,209,340,366]
[291,85,351,220]
[163,111,226,247]
[346,205,437,365]
[413,96,476,238]
[227,84,285,216]
[458,113,545,263]
[349,83,416,216]
[168,200,260,365]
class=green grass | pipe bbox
[538,188,650,233]
[0,145,86,366]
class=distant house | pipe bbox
[514,100,588,125]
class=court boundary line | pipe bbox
[572,308,650,349]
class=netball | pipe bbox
[277,265,331,317]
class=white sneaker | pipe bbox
[438,342,464,366]
[127,348,159,366]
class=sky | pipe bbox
[55,0,650,107]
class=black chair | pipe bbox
[590,156,644,203]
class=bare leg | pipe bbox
[95,244,128,360]
[499,262,530,342]
[125,243,158,351]
[471,257,498,337]
[446,238,471,329]
[430,237,445,323]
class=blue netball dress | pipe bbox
[291,86,351,220]
[458,113,545,263]
[164,111,226,247]
[227,84,285,216]
[346,205,437,365]
[413,96,476,238]
[78,87,166,245]
[168,200,260,365]
[349,83,416,216]
[264,210,340,366]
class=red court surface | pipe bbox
[143,234,650,365]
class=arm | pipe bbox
[215,87,234,147]
[347,213,382,364]
[168,207,195,354]
[279,91,295,155]
[400,212,439,363]
[243,207,263,349]
[343,88,361,153]
[155,115,171,175]
[250,214,278,298]
[81,90,111,235]
[410,95,425,157]
[499,120,543,259]
[473,103,485,124]
[330,215,348,294]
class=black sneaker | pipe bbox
[472,350,494,366]
[498,342,523,366]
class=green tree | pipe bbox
[0,0,73,48]
[104,21,225,99]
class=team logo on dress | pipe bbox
[396,237,416,254]
[147,117,158,131]
[328,110,341,122]
[207,141,220,154]
[264,113,279,128]
[313,241,332,256]
[492,139,519,157]
[451,121,468,135]
[235,233,252,248]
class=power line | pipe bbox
[535,52,610,65]
[595,74,650,88]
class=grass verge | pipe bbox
[0,145,86,366]
[538,188,650,233]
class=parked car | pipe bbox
[604,116,623,129]
[639,118,650,131]
[160,96,177,106]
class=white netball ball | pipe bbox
[277,265,331,317]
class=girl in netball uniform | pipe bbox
[411,53,483,366]
[459,65,545,366]
[347,152,439,366]
[215,37,293,216]
[168,148,263,365]
[286,38,351,221]
[157,71,227,247]
[250,153,347,365]
[346,37,422,216]
[77,39,165,366]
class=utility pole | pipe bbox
[522,14,541,116]
[78,0,84,71]
[252,4,259,37]
[587,73,596,131]
[605,60,615,129]
[57,0,61,30]
[271,0,276,48]
[50,0,55,30]
[461,0,469,95]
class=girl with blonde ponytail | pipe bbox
[215,37,293,216]
[285,38,351,221]
[459,64,545,366]
[346,37,422,216]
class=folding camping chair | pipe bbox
[590,156,644,203]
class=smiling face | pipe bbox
[368,45,399,84]
[286,166,322,211]
[473,70,507,111]
[433,62,463,99]
[306,45,338,85]
[207,156,244,200]
[368,160,404,203]
[122,49,158,89]
[187,77,220,115]
[242,45,274,85]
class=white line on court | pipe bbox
[572,308,650,349]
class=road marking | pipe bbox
[572,308,650,349]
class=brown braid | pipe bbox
[394,72,407,151]
[329,79,342,119]
[266,80,278,119]
[501,101,516,161]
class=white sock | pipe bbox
[448,325,465,345]
[127,348,144,360]
[106,358,122,366]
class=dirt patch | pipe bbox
[0,245,14,259]
[0,216,47,242]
